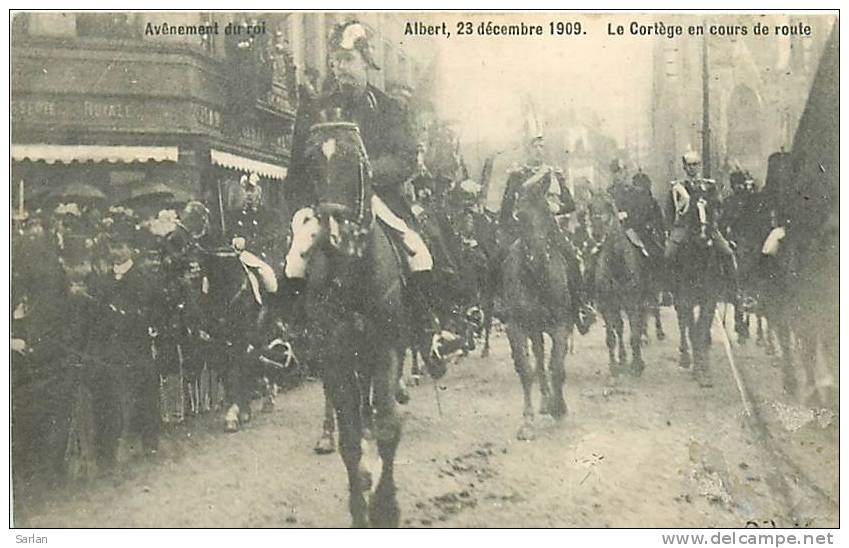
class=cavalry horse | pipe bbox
[588,195,649,377]
[298,120,406,527]
[668,205,727,387]
[502,182,573,441]
[200,244,286,431]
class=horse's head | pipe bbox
[587,193,618,241]
[303,120,373,258]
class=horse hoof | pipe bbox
[261,398,275,413]
[517,423,535,441]
[350,516,369,529]
[314,433,336,455]
[409,374,422,386]
[426,358,447,380]
[369,492,400,528]
[552,398,568,419]
[630,359,646,377]
[678,354,692,370]
[395,387,411,405]
[765,345,776,357]
[539,397,553,417]
[224,404,240,432]
[481,348,490,358]
[656,330,666,341]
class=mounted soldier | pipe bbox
[664,151,736,268]
[664,150,735,387]
[282,20,458,369]
[499,133,595,334]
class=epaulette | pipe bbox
[552,166,564,174]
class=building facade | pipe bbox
[11,12,426,231]
[649,14,834,193]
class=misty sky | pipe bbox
[422,14,656,153]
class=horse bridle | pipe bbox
[309,121,372,229]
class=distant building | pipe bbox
[649,14,834,192]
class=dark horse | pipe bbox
[589,196,648,377]
[299,121,406,527]
[668,223,726,388]
[502,185,573,441]
[200,246,282,431]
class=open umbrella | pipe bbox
[123,181,177,204]
[46,182,107,205]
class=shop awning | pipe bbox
[11,144,179,164]
[210,149,287,181]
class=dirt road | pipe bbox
[14,309,838,528]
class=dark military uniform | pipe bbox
[287,83,417,223]
[608,180,665,261]
[500,164,593,329]
[664,176,734,259]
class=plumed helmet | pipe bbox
[682,150,702,165]
[328,20,380,70]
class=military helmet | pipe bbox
[328,20,380,70]
[682,150,702,166]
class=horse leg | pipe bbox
[394,346,410,405]
[530,331,552,416]
[223,349,244,432]
[507,322,535,441]
[410,345,422,380]
[481,293,494,358]
[325,365,369,527]
[765,324,777,356]
[674,303,693,369]
[692,301,716,388]
[629,303,646,377]
[735,307,749,343]
[654,297,666,341]
[756,314,766,347]
[615,312,627,368]
[314,384,336,455]
[549,323,569,419]
[368,347,402,528]
[773,316,797,396]
[602,310,619,376]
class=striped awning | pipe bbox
[210,149,287,181]
[12,144,179,164]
